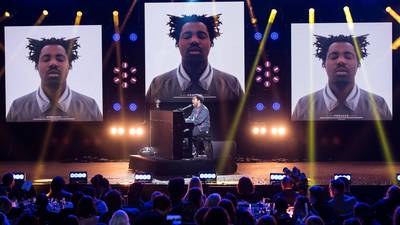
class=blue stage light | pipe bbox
[129,33,138,42]
[255,103,265,111]
[112,33,120,42]
[270,32,279,40]
[272,102,281,111]
[254,32,262,41]
[113,103,121,112]
[128,103,138,112]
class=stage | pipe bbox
[0,160,398,186]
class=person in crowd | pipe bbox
[353,202,380,225]
[219,198,237,224]
[328,179,357,221]
[203,206,230,225]
[205,193,221,207]
[237,176,260,204]
[168,177,186,215]
[305,216,325,225]
[109,210,130,225]
[372,185,400,225]
[257,215,277,225]
[47,176,72,201]
[309,186,336,225]
[77,196,98,225]
[274,176,299,206]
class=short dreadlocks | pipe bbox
[167,14,222,46]
[26,37,80,69]
[314,34,369,66]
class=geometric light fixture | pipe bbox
[254,59,280,88]
[112,62,138,89]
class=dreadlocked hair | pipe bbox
[26,37,80,68]
[314,34,369,66]
[167,14,222,46]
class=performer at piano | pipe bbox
[184,94,211,158]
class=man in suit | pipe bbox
[146,14,243,104]
[7,37,102,121]
[185,94,211,158]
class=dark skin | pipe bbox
[178,22,211,82]
[37,45,70,105]
[323,42,359,105]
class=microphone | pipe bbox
[180,104,193,111]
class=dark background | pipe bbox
[0,0,399,161]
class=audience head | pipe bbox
[194,207,209,225]
[329,179,345,197]
[309,185,326,204]
[188,177,203,193]
[205,193,221,207]
[353,202,373,223]
[293,196,312,219]
[237,176,255,195]
[77,195,97,218]
[153,194,172,216]
[168,177,185,200]
[65,215,79,225]
[337,176,351,193]
[128,182,144,206]
[236,208,255,225]
[188,187,204,208]
[224,192,238,208]
[257,215,277,225]
[1,173,14,188]
[305,216,324,225]
[109,210,130,225]
[281,176,295,190]
[104,190,123,212]
[385,185,400,201]
[35,193,48,210]
[203,206,230,225]
[71,191,85,209]
[151,191,163,201]
[50,176,66,193]
[219,199,236,224]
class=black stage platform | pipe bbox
[128,155,237,176]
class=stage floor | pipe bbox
[0,161,398,185]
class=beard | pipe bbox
[333,79,351,90]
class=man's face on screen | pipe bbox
[324,42,358,87]
[178,22,211,63]
[37,45,70,91]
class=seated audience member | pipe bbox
[205,193,221,207]
[203,206,230,225]
[127,182,145,211]
[77,196,98,225]
[135,194,171,225]
[143,191,163,211]
[109,210,130,225]
[293,196,318,224]
[257,215,277,225]
[219,199,237,224]
[274,176,299,206]
[236,208,256,225]
[99,190,124,224]
[184,177,205,201]
[237,176,260,204]
[0,173,15,199]
[353,202,380,225]
[82,187,108,216]
[337,177,352,196]
[372,185,400,225]
[305,216,325,225]
[47,176,72,201]
[309,186,336,225]
[181,187,205,223]
[225,192,238,208]
[273,197,294,225]
[194,207,209,225]
[168,177,186,215]
[328,179,357,221]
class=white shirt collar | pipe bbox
[323,84,360,112]
[36,85,72,113]
[176,63,213,91]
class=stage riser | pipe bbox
[129,155,237,176]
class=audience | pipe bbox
[0,170,398,225]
